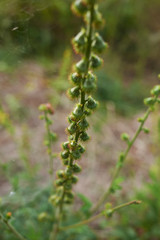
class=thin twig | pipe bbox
[0,213,29,240]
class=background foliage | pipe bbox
[0,0,160,239]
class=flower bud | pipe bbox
[68,115,76,123]
[86,96,98,110]
[65,167,73,177]
[84,109,92,116]
[82,72,96,93]
[71,72,82,85]
[105,209,113,218]
[55,179,64,186]
[62,141,70,150]
[90,54,103,69]
[71,0,88,16]
[69,86,80,98]
[144,97,155,106]
[76,59,88,73]
[67,122,77,134]
[79,131,90,141]
[72,104,83,119]
[71,148,81,159]
[121,133,130,142]
[65,191,74,199]
[93,6,104,28]
[64,181,72,190]
[63,159,69,165]
[56,170,65,178]
[150,85,160,97]
[78,144,85,153]
[61,150,70,159]
[72,28,87,53]
[78,118,89,130]
[92,33,108,53]
[6,212,12,219]
[39,103,54,115]
[70,140,77,149]
[142,128,150,134]
[72,163,82,173]
[71,175,79,184]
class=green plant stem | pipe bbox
[92,103,157,213]
[60,200,141,231]
[0,213,28,240]
[49,188,65,240]
[51,3,95,239]
[44,112,54,176]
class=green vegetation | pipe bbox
[0,0,160,240]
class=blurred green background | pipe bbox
[0,0,160,239]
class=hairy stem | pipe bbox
[44,112,54,176]
[0,213,28,240]
[92,98,157,213]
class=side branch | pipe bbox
[0,213,29,240]
[92,95,158,213]
[60,200,141,231]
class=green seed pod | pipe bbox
[72,104,83,119]
[56,170,65,178]
[72,28,87,53]
[92,33,108,53]
[67,122,77,134]
[78,144,85,153]
[62,141,70,150]
[72,163,82,173]
[79,131,90,141]
[86,96,98,110]
[90,54,103,69]
[61,150,70,159]
[76,59,88,73]
[69,86,80,98]
[78,118,89,130]
[71,72,82,85]
[150,85,160,96]
[71,0,88,16]
[65,167,73,177]
[55,179,64,186]
[71,175,79,184]
[82,72,96,93]
[71,148,81,159]
[63,159,69,165]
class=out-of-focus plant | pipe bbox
[1,1,160,240]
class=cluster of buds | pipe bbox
[50,0,108,206]
[39,103,57,175]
